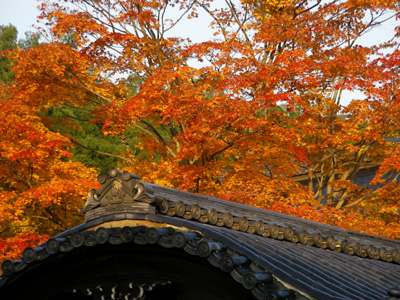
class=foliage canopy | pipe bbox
[2,0,400,260]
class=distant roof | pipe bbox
[1,169,400,300]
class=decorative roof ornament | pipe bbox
[80,169,157,222]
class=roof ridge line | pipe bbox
[153,193,400,265]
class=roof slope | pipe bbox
[1,169,400,300]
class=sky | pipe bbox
[1,0,397,40]
[2,0,397,47]
[0,0,40,36]
[0,0,214,42]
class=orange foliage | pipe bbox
[1,0,399,261]
[0,83,98,262]
[0,234,49,262]
[34,0,400,235]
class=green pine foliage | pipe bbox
[0,24,40,83]
[0,24,18,82]
[47,104,141,173]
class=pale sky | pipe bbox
[0,0,214,42]
[1,0,397,45]
[0,0,40,36]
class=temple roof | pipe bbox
[1,169,400,300]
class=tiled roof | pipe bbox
[1,169,400,300]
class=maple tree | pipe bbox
[1,0,400,262]
[0,81,98,260]
[0,35,98,261]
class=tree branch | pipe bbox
[69,136,134,163]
